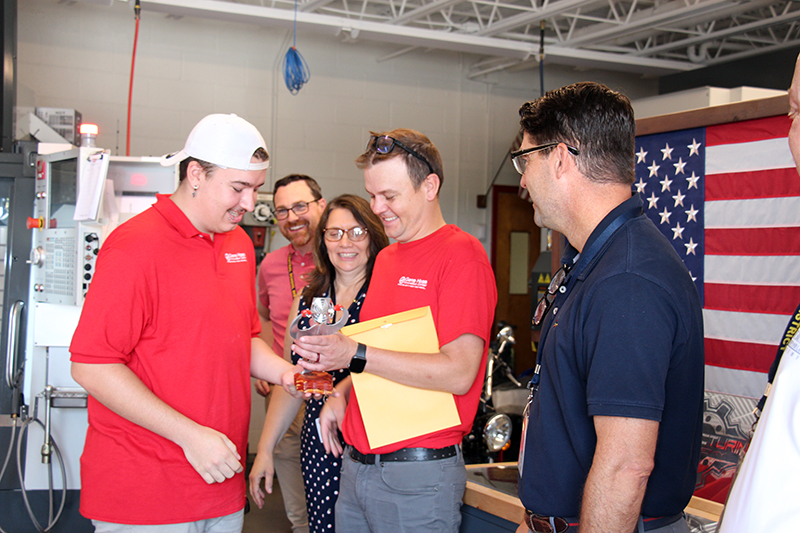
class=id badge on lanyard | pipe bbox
[518,382,534,475]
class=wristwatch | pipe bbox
[349,343,367,373]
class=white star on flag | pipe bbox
[684,237,698,255]
[647,192,659,209]
[659,207,672,224]
[634,177,647,193]
[648,161,660,177]
[671,222,685,240]
[661,144,673,160]
[636,147,648,163]
[686,172,700,189]
[660,176,673,192]
[685,204,699,223]
[687,139,702,156]
[673,157,687,175]
[672,190,686,207]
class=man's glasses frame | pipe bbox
[533,263,572,326]
[368,135,435,176]
[510,142,580,175]
[274,199,321,220]
[323,227,368,242]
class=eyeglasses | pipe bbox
[323,227,368,242]
[274,199,321,220]
[533,263,571,326]
[368,135,435,176]
[510,142,580,175]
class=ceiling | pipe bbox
[138,0,800,79]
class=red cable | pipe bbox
[126,12,140,156]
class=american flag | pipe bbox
[634,115,800,399]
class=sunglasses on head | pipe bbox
[367,135,435,176]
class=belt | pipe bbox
[348,445,458,465]
[524,510,683,533]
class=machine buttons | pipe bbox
[27,246,45,267]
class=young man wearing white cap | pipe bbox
[70,114,298,532]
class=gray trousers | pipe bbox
[335,446,466,533]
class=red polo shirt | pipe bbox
[70,195,259,524]
[257,245,315,355]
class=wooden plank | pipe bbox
[636,94,789,136]
[464,464,723,525]
[685,496,724,522]
[464,481,526,525]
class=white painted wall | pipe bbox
[18,0,658,251]
[17,0,659,451]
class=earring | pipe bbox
[192,184,198,199]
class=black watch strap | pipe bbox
[349,343,367,373]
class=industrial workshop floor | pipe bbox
[243,455,294,533]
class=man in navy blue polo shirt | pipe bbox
[513,82,704,533]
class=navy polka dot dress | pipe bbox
[292,285,365,532]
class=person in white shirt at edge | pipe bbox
[716,51,800,533]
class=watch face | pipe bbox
[349,355,367,374]
[349,344,367,373]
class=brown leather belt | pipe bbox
[524,510,569,533]
[523,510,683,533]
[348,445,457,465]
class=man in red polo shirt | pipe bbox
[254,174,326,533]
[293,128,497,533]
[70,114,298,532]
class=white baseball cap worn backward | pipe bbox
[160,114,270,171]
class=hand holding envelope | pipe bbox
[339,306,462,449]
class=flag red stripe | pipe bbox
[704,283,800,315]
[705,227,800,256]
[705,168,800,201]
[705,338,776,373]
[706,115,791,145]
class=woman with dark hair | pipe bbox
[249,194,389,533]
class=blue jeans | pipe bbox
[335,446,466,533]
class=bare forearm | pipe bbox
[358,346,477,394]
[251,337,294,383]
[295,333,485,395]
[580,416,658,533]
[579,463,648,532]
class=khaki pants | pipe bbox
[267,392,309,533]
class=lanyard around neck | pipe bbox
[287,251,297,298]
[528,205,641,393]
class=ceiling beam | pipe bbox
[301,0,337,12]
[139,0,697,74]
[611,0,779,47]
[475,0,600,37]
[390,0,462,25]
[562,0,736,48]
[631,6,800,57]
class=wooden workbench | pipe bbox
[462,463,724,530]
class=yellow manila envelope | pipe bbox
[340,306,462,449]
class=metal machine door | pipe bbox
[0,155,34,415]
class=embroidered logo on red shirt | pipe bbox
[225,252,248,264]
[398,276,428,290]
